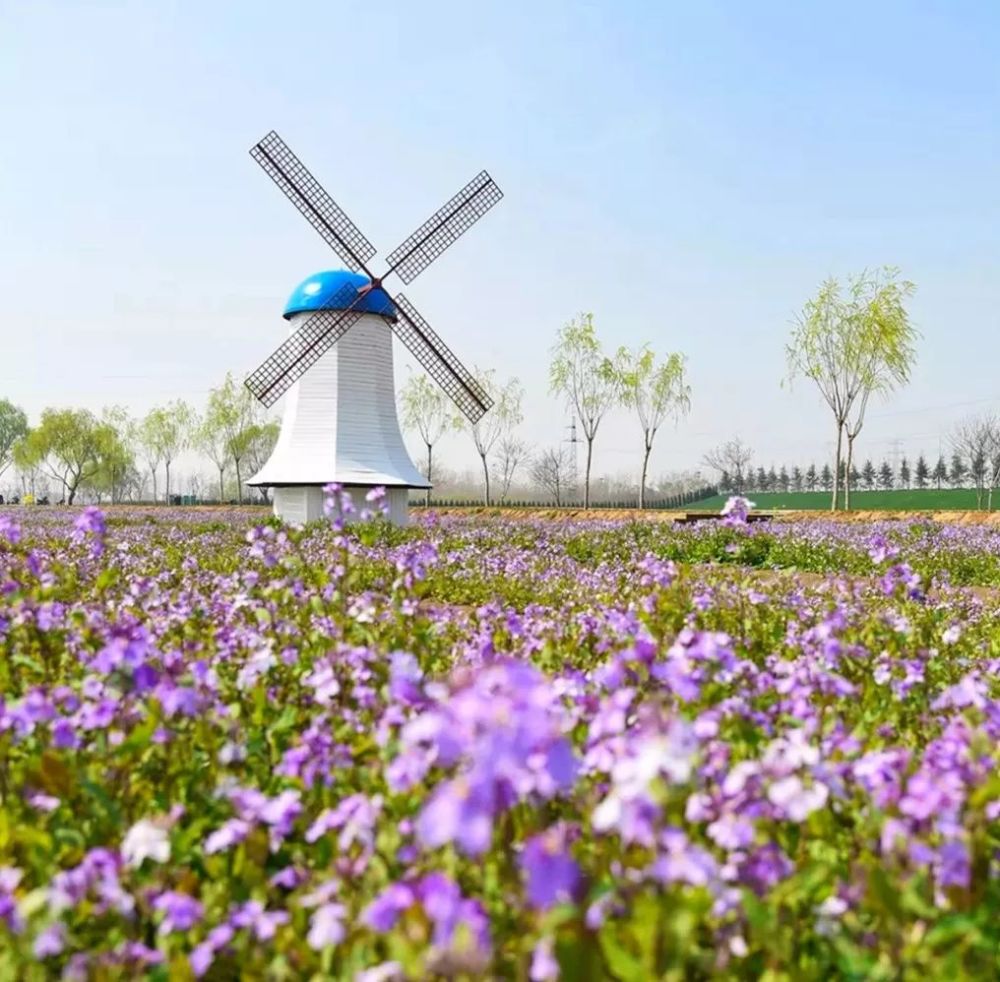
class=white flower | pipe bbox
[767,775,828,822]
[121,819,170,868]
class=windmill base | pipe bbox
[271,485,412,526]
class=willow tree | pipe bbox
[139,401,195,503]
[16,408,107,504]
[787,268,916,511]
[399,373,456,505]
[205,374,261,504]
[549,313,617,508]
[0,398,29,479]
[613,346,691,508]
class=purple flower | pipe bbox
[651,829,717,887]
[0,866,24,934]
[417,777,494,855]
[416,874,491,957]
[305,793,381,851]
[767,775,829,822]
[72,506,107,556]
[204,818,251,854]
[707,812,755,850]
[229,900,289,941]
[153,890,204,934]
[720,496,755,526]
[520,827,583,910]
[389,651,425,704]
[363,883,416,932]
[0,515,21,544]
[307,902,347,950]
[33,923,66,958]
[530,937,559,980]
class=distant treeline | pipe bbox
[719,453,996,496]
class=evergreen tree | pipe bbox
[915,454,929,489]
[949,453,967,488]
[899,456,911,489]
[933,455,948,489]
[755,466,767,492]
[805,464,818,491]
[849,463,861,489]
[766,466,778,491]
[878,461,894,489]
[719,469,733,492]
[820,463,833,491]
[778,466,790,492]
[971,451,987,491]
[791,466,803,492]
[862,459,877,490]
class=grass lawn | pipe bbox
[691,488,996,511]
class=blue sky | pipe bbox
[2,1,999,483]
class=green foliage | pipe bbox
[0,398,29,477]
[13,408,120,504]
[3,510,1000,977]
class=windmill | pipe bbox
[243,131,502,525]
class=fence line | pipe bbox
[409,486,719,511]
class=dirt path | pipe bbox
[426,506,1000,527]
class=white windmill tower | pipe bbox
[243,132,502,525]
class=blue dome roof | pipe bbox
[283,269,396,320]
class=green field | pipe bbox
[692,488,995,511]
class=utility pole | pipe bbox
[564,418,580,504]
[888,438,903,477]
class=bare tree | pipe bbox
[951,415,1000,509]
[399,373,457,505]
[530,446,573,505]
[467,370,523,506]
[703,438,753,494]
[494,435,531,503]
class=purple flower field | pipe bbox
[2,500,1000,978]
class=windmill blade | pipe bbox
[384,171,503,284]
[250,130,377,275]
[391,294,493,423]
[245,283,365,407]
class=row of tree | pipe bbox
[0,376,278,505]
[706,411,1000,510]
[400,315,691,508]
[718,456,953,494]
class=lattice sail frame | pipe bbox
[392,294,493,423]
[385,171,503,284]
[250,131,376,274]
[245,283,365,408]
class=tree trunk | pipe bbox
[480,452,491,506]
[426,442,432,506]
[639,440,652,510]
[584,437,594,509]
[844,436,855,511]
[831,422,843,512]
[235,459,243,504]
[150,469,158,505]
[218,467,225,503]
[165,459,171,503]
